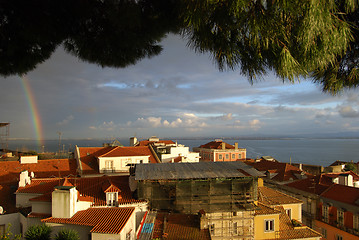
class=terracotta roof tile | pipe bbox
[17,175,144,206]
[286,175,334,195]
[77,146,158,175]
[198,140,235,149]
[42,207,134,234]
[0,159,78,183]
[258,186,302,206]
[246,160,311,182]
[137,140,175,146]
[255,202,281,215]
[320,184,359,206]
[152,212,211,240]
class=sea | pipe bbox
[6,138,359,167]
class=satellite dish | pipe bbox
[0,206,3,214]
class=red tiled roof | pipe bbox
[198,140,235,149]
[324,171,359,181]
[246,160,311,182]
[43,207,134,234]
[77,146,158,175]
[17,175,144,206]
[0,159,77,184]
[258,186,302,206]
[320,184,359,207]
[152,212,211,240]
[255,202,281,215]
[137,140,175,146]
[286,175,334,195]
[77,147,114,175]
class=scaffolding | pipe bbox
[137,177,257,239]
[0,123,9,152]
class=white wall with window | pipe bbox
[98,156,150,173]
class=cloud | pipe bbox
[211,113,233,121]
[57,115,74,126]
[338,106,359,118]
[249,119,261,130]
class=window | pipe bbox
[218,154,222,160]
[321,228,327,238]
[354,214,359,231]
[225,154,229,159]
[238,154,242,159]
[265,219,274,232]
[337,209,344,227]
[106,192,118,206]
[233,222,238,235]
[322,205,329,223]
[210,224,215,235]
[335,234,343,240]
[105,160,114,172]
[232,211,237,216]
[285,209,292,219]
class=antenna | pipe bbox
[57,131,62,154]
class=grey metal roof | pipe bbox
[135,161,265,180]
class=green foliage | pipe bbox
[54,229,79,240]
[24,224,51,240]
[1,0,359,93]
[23,151,38,156]
[180,0,357,93]
[0,224,21,240]
[344,162,357,171]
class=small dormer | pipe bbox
[102,179,121,207]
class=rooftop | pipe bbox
[197,140,235,149]
[43,207,134,234]
[138,211,211,240]
[135,161,265,181]
[17,175,143,206]
[258,186,302,205]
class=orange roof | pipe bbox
[258,186,302,206]
[246,160,311,182]
[321,184,359,207]
[152,212,211,240]
[43,207,134,234]
[17,175,144,206]
[198,140,235,149]
[77,146,158,175]
[286,175,334,195]
[255,202,281,215]
[0,158,77,184]
[137,140,175,146]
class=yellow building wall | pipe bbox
[282,203,302,222]
[254,214,279,239]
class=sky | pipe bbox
[1,34,359,140]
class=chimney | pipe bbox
[235,142,238,150]
[18,170,31,187]
[222,142,225,150]
[52,186,78,218]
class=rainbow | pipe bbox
[21,75,45,147]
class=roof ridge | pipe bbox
[98,146,119,158]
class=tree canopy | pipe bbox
[1,0,359,93]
